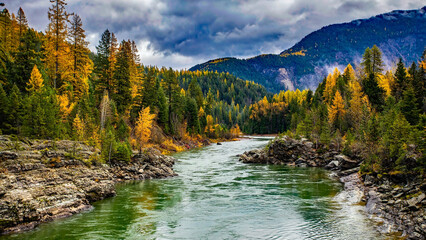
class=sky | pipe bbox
[3,0,425,69]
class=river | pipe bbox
[3,137,383,240]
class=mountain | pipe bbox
[190,6,426,92]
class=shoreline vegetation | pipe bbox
[0,0,424,238]
[0,133,241,235]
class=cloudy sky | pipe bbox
[3,0,425,69]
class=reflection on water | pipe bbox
[2,138,385,240]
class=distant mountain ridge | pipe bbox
[190,6,426,92]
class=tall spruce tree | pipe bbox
[392,58,407,101]
[68,14,91,100]
[95,29,112,95]
[113,40,132,113]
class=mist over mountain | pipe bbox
[190,6,426,92]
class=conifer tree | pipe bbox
[73,113,84,140]
[363,72,385,111]
[400,86,420,125]
[46,0,70,89]
[392,58,407,101]
[113,40,132,113]
[135,106,155,152]
[6,84,23,134]
[26,65,44,92]
[141,67,157,110]
[154,78,168,131]
[328,90,345,129]
[0,84,8,131]
[188,77,204,109]
[13,29,43,92]
[95,29,112,94]
[16,7,28,43]
[371,45,384,75]
[186,97,200,134]
[68,14,91,100]
[361,47,372,76]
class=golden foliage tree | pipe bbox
[135,106,156,151]
[45,0,71,90]
[328,90,346,127]
[205,114,215,136]
[377,71,393,97]
[58,94,75,119]
[343,64,356,82]
[73,114,84,141]
[324,68,340,104]
[26,65,44,92]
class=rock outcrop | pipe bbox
[0,136,176,234]
[239,136,362,171]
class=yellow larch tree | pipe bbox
[343,64,356,82]
[58,94,75,119]
[377,71,393,97]
[135,106,156,151]
[324,68,340,104]
[45,0,72,90]
[73,114,84,141]
[328,90,346,127]
[205,115,215,136]
[348,80,370,127]
[26,65,44,92]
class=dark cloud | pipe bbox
[2,0,425,68]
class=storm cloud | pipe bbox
[3,0,425,69]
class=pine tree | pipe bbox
[363,73,385,111]
[26,65,44,92]
[12,29,43,92]
[0,9,11,50]
[16,7,28,44]
[113,40,132,113]
[188,77,204,109]
[371,45,384,75]
[409,62,424,113]
[361,47,372,76]
[68,14,91,100]
[141,67,157,109]
[23,87,60,138]
[185,97,200,134]
[6,84,23,134]
[154,78,168,131]
[0,84,8,131]
[46,0,71,89]
[392,58,407,101]
[0,8,11,47]
[400,86,420,125]
[95,29,112,95]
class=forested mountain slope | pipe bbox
[190,6,426,92]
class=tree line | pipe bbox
[0,1,267,162]
[247,45,425,177]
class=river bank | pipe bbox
[239,136,425,239]
[0,135,177,235]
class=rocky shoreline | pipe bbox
[239,136,425,239]
[0,136,176,235]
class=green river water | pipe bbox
[3,137,384,240]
